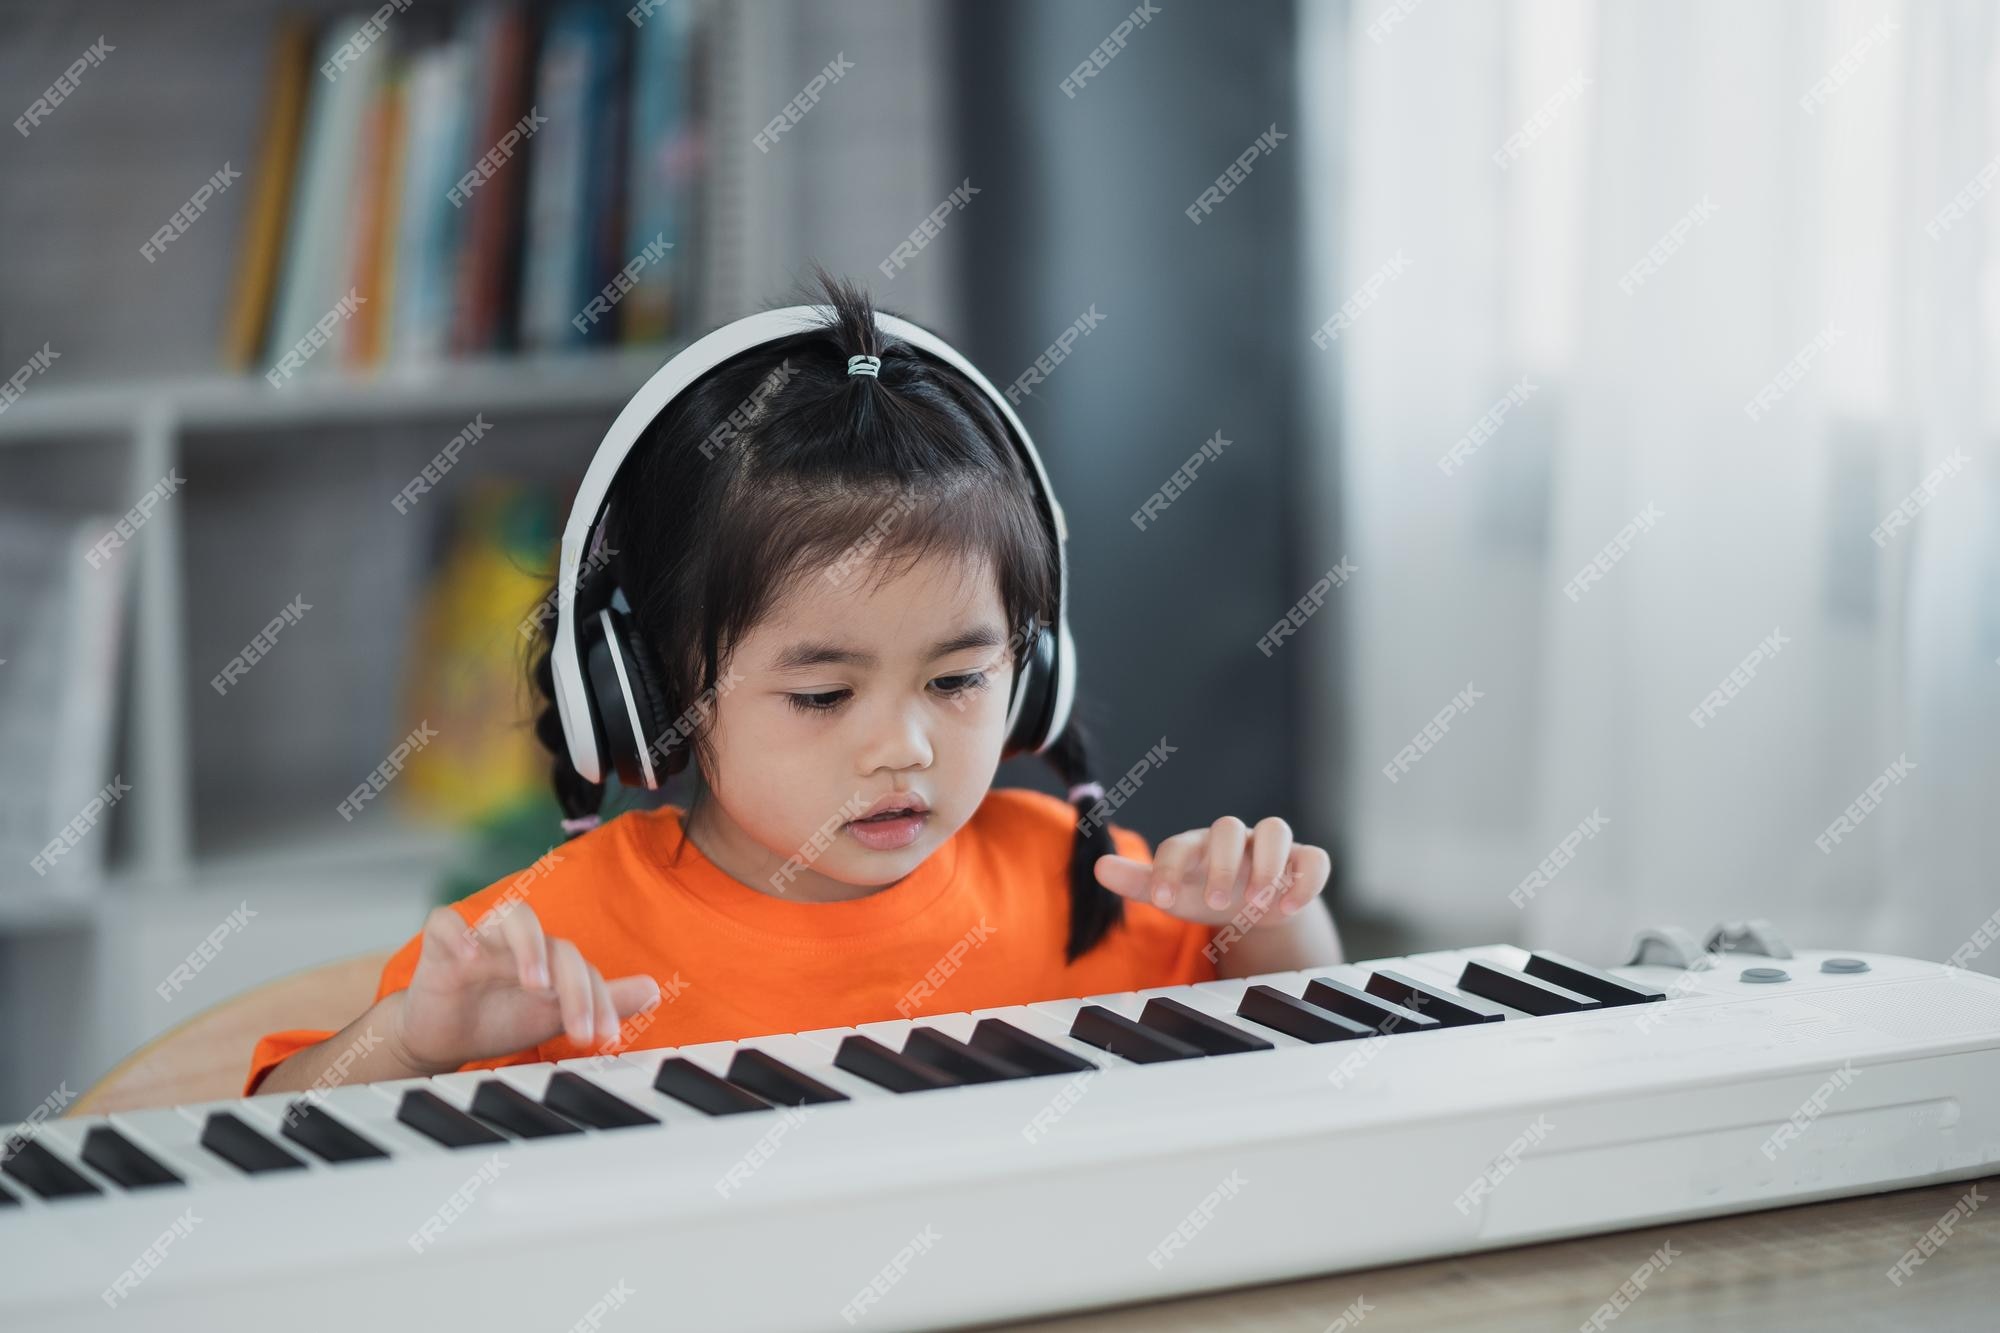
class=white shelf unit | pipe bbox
[0,348,674,915]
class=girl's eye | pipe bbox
[786,690,849,715]
[783,673,989,717]
[931,672,990,699]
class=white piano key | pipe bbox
[107,1108,250,1184]
[370,1075,448,1106]
[1026,990,1139,1027]
[172,1091,312,1133]
[424,1070,504,1107]
[1302,959,1406,993]
[791,1024,865,1054]
[1460,942,1534,971]
[1185,968,1324,1007]
[835,1018,923,1051]
[555,1050,679,1077]
[485,1064,560,1096]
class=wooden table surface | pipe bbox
[994,1176,1999,1333]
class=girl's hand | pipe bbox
[1093,816,1331,928]
[386,899,661,1075]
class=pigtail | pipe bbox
[1042,717,1126,961]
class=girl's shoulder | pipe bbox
[970,787,1152,862]
[445,805,679,920]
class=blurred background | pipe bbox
[1,0,1995,1119]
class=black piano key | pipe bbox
[1365,970,1508,1026]
[280,1103,390,1163]
[1457,959,1601,1016]
[1070,1004,1206,1063]
[654,1057,774,1116]
[1237,985,1376,1043]
[201,1112,307,1174]
[81,1125,184,1188]
[2,1137,102,1198]
[725,1050,850,1107]
[1523,950,1668,1006]
[1301,976,1444,1034]
[834,1035,962,1093]
[469,1080,583,1138]
[1139,997,1276,1055]
[902,1028,1031,1084]
[968,1018,1098,1075]
[397,1089,509,1147]
[543,1072,660,1130]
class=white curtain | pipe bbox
[1304,0,2000,966]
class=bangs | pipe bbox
[703,469,1054,670]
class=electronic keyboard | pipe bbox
[10,930,2000,1332]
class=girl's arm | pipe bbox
[255,991,448,1093]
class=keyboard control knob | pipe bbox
[1623,925,1712,970]
[1702,919,1793,959]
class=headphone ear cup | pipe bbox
[620,626,684,778]
[583,607,671,790]
[1004,619,1061,757]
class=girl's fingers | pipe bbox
[547,938,595,1047]
[1279,844,1332,914]
[1249,817,1294,916]
[609,974,663,1019]
[1146,832,1203,912]
[589,967,620,1052]
[422,905,479,964]
[1092,853,1154,900]
[502,904,552,991]
[1201,817,1249,911]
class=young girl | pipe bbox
[246,272,1340,1096]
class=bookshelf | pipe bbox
[0,349,672,905]
[0,0,960,1115]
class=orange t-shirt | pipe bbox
[243,787,1217,1095]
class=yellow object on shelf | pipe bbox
[397,478,557,824]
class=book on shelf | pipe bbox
[221,16,314,372]
[0,513,132,893]
[226,0,708,380]
[624,0,701,341]
[521,1,627,351]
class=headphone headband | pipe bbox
[551,305,1077,785]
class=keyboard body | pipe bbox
[9,943,2000,1331]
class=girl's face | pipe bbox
[687,547,1018,899]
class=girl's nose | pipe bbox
[859,703,933,774]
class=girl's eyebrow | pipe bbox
[768,623,1006,672]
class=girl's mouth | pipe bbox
[844,809,929,851]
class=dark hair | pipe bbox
[529,267,1124,960]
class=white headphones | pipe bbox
[550,304,1080,788]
